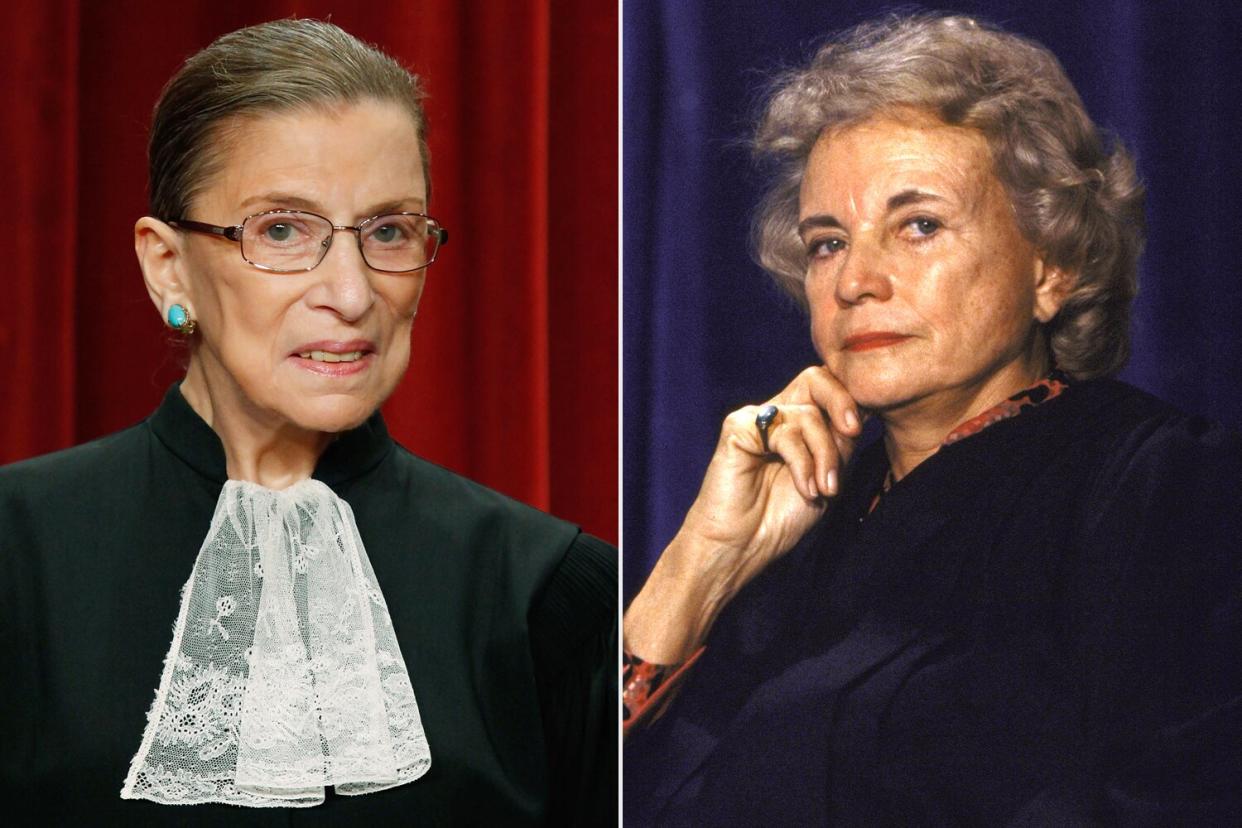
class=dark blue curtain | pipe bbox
[624,1,1242,595]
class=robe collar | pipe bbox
[148,383,393,488]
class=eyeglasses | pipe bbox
[170,209,448,273]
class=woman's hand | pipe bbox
[625,366,863,664]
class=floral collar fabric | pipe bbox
[869,370,1071,511]
[943,370,1071,445]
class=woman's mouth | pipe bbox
[842,332,912,352]
[289,340,377,376]
[290,352,375,376]
[297,350,365,363]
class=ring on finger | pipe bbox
[755,404,780,454]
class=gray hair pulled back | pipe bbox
[149,19,429,223]
[752,13,1145,379]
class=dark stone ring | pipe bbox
[755,404,780,454]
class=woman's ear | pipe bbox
[1033,258,1074,324]
[135,217,192,323]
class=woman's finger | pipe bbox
[764,405,842,500]
[766,403,842,494]
[801,406,841,495]
[763,420,818,500]
[721,405,771,456]
[776,366,862,437]
[720,399,847,500]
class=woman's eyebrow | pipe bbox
[799,189,952,237]
[359,198,426,216]
[235,193,426,216]
[886,189,948,211]
[238,191,320,211]
[797,213,844,238]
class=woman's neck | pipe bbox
[882,351,1049,482]
[180,360,332,489]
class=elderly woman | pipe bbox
[0,19,615,825]
[624,14,1241,825]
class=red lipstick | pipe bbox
[842,332,911,352]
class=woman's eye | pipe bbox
[807,237,846,258]
[367,216,425,247]
[254,219,311,244]
[907,217,940,237]
[265,223,296,242]
[372,224,402,244]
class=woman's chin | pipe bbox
[285,396,380,434]
[278,372,402,434]
[839,369,923,414]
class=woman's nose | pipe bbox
[832,239,894,307]
[310,232,377,321]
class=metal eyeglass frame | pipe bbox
[169,209,448,273]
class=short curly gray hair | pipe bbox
[752,13,1145,379]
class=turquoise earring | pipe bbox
[167,304,197,335]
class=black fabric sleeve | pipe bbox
[0,501,37,789]
[1014,414,1242,825]
[528,532,618,827]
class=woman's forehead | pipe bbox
[801,113,996,215]
[195,101,427,217]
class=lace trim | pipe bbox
[120,479,431,807]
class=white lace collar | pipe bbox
[120,479,431,807]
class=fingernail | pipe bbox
[826,469,838,495]
[844,409,859,431]
[806,477,818,498]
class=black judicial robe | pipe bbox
[627,379,1242,826]
[0,385,617,826]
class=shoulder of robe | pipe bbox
[361,442,601,569]
[1065,379,1242,651]
[0,421,153,521]
[1036,379,1242,495]
[1076,379,1242,514]
[528,532,617,668]
[386,442,578,527]
[1050,379,1242,557]
[1062,378,1200,442]
[1056,382,1242,765]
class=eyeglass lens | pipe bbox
[240,212,439,272]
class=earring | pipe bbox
[167,303,197,335]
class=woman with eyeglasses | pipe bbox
[0,19,615,825]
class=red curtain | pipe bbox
[0,0,617,543]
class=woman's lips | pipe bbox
[288,341,377,376]
[842,332,912,352]
[289,352,375,376]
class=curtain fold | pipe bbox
[1,0,617,543]
[2,0,80,456]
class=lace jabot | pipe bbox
[120,478,431,807]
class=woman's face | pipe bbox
[799,111,1065,417]
[175,99,427,433]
